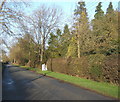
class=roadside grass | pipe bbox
[12,64,119,99]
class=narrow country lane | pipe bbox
[2,65,115,100]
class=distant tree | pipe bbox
[9,44,22,64]
[1,49,9,62]
[9,34,38,67]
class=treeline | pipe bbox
[4,1,118,84]
[8,2,119,66]
[48,2,119,58]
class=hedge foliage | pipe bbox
[47,54,119,85]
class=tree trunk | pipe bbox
[77,39,80,58]
[40,44,43,62]
[77,32,80,58]
[40,38,45,63]
[14,58,16,63]
[28,51,31,66]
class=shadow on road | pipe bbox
[24,75,45,84]
[9,70,27,73]
[2,65,46,100]
[6,65,49,84]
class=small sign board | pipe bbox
[42,64,47,71]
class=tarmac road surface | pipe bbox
[2,65,116,100]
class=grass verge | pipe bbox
[13,64,119,99]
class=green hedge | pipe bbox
[47,54,119,85]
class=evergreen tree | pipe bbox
[92,2,105,36]
[66,37,77,58]
[92,2,105,54]
[94,2,104,19]
[56,28,62,45]
[63,24,70,34]
[48,32,58,58]
[92,2,118,55]
[61,24,71,56]
[102,3,118,55]
[56,28,62,36]
[48,29,63,58]
[71,2,90,57]
[74,2,87,16]
[106,2,114,14]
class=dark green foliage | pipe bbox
[92,2,104,36]
[56,28,62,36]
[61,24,71,56]
[94,2,104,19]
[48,32,58,58]
[92,2,118,57]
[106,2,114,14]
[88,54,105,81]
[90,65,102,77]
[48,25,71,58]
[63,24,70,34]
[48,29,63,58]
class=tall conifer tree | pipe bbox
[72,2,90,57]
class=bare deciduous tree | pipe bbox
[0,0,29,56]
[31,5,62,63]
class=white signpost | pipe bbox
[42,64,47,71]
